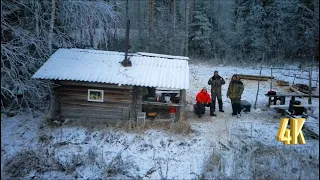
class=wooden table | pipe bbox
[267,93,318,116]
[265,93,303,106]
[141,101,181,121]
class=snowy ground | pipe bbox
[1,63,319,179]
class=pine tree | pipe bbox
[188,0,212,57]
[292,0,317,59]
[261,0,282,59]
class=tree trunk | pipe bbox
[148,0,154,51]
[173,0,176,41]
[34,0,40,38]
[113,0,118,49]
[185,0,189,56]
[90,28,94,48]
[137,0,141,31]
[48,0,56,54]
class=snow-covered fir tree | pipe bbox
[188,0,212,57]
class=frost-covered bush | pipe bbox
[87,146,98,164]
[4,150,62,179]
[55,151,83,173]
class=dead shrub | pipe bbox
[55,152,82,173]
[4,150,61,179]
[87,146,98,164]
[38,134,54,144]
[4,151,40,178]
[118,120,193,135]
[106,151,133,177]
[170,121,192,135]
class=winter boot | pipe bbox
[218,99,224,112]
[235,103,241,118]
[210,112,217,116]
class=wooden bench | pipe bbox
[270,104,318,116]
[293,104,318,108]
[269,105,289,109]
[265,93,303,106]
[270,104,317,109]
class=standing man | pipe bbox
[227,74,244,117]
[208,70,226,116]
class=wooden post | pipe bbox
[52,84,61,121]
[130,86,137,122]
[254,53,264,109]
[270,68,273,90]
[308,63,312,105]
[179,89,186,121]
[136,87,143,114]
[317,68,319,87]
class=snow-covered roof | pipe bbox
[32,48,189,89]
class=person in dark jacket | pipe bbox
[227,74,244,117]
[208,71,226,116]
[194,87,211,118]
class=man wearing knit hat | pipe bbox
[227,74,244,117]
[208,70,226,116]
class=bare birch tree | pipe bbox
[1,0,120,114]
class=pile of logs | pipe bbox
[290,84,319,98]
[276,80,289,86]
[235,74,274,81]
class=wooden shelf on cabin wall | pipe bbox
[141,101,181,107]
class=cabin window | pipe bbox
[88,89,104,102]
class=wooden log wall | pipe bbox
[55,81,143,123]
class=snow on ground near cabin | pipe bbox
[1,63,319,179]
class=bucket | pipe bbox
[164,94,171,102]
[169,107,176,122]
[170,113,176,122]
[169,107,177,113]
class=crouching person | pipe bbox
[194,87,211,118]
[227,75,244,117]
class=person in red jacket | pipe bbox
[194,87,212,118]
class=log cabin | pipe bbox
[32,48,189,124]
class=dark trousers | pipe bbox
[231,98,241,115]
[210,94,223,113]
[194,102,211,116]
